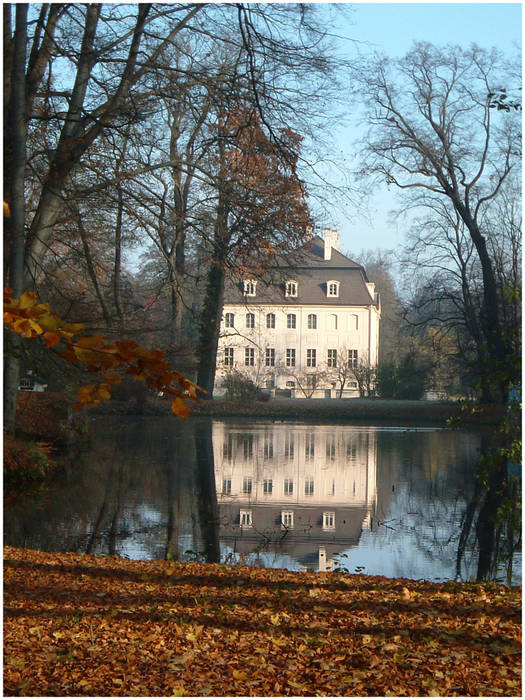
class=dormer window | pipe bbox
[327,280,340,297]
[244,280,257,296]
[285,280,298,297]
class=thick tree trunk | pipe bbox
[196,247,228,398]
[196,138,231,398]
[453,199,509,402]
[4,4,28,434]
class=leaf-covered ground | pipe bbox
[4,547,521,697]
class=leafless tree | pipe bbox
[356,42,521,401]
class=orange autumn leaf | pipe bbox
[42,332,61,348]
[104,372,122,385]
[171,397,191,418]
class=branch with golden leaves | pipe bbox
[3,289,201,417]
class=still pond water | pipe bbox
[4,417,520,583]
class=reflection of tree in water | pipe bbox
[375,429,482,580]
[456,425,521,585]
[194,419,220,563]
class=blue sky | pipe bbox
[319,2,522,257]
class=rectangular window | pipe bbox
[264,436,273,459]
[323,512,335,530]
[347,441,357,460]
[327,349,337,367]
[224,347,234,366]
[307,314,317,329]
[284,478,294,495]
[281,511,294,529]
[348,349,358,369]
[225,312,235,328]
[222,435,233,460]
[287,313,296,329]
[19,378,35,391]
[245,347,255,366]
[242,476,253,494]
[266,313,275,328]
[222,478,231,495]
[284,436,294,459]
[326,437,336,460]
[304,479,314,496]
[307,349,316,367]
[246,313,255,329]
[306,374,317,389]
[243,435,253,458]
[305,433,315,458]
[240,509,253,527]
[265,348,275,366]
[263,478,273,495]
[286,348,296,367]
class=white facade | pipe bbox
[215,230,381,398]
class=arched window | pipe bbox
[246,313,255,328]
[307,313,317,329]
[244,280,257,296]
[328,314,338,330]
[287,313,296,329]
[285,280,298,297]
[225,312,235,328]
[266,312,275,328]
[327,280,340,297]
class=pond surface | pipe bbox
[4,416,520,583]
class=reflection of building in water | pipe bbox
[212,422,377,571]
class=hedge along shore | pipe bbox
[93,396,505,426]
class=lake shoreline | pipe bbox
[97,396,505,426]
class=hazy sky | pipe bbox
[321,2,522,257]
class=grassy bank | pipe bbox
[189,397,504,425]
[4,547,521,697]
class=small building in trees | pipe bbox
[215,229,381,398]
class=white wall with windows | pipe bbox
[215,301,380,398]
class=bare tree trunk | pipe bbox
[4,4,28,435]
[112,130,131,333]
[196,247,228,398]
[75,206,113,329]
[113,184,125,331]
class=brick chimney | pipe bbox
[324,228,340,260]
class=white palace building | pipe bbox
[214,229,381,398]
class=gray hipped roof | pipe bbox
[224,235,378,307]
